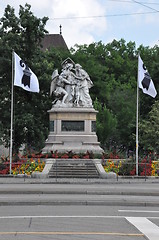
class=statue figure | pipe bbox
[60,60,76,103]
[75,63,93,107]
[50,58,93,108]
[50,69,70,105]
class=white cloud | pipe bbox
[0,0,107,48]
[150,39,159,48]
[46,0,107,47]
[0,0,52,17]
[0,0,158,48]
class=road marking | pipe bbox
[0,215,124,219]
[119,210,159,213]
[0,231,144,236]
[126,217,159,240]
[0,215,159,219]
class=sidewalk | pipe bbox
[0,177,159,207]
[0,175,159,184]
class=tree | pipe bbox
[137,44,159,117]
[0,4,49,152]
[139,101,159,153]
[94,98,117,150]
[107,83,136,150]
[71,40,137,152]
[1,4,159,155]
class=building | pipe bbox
[41,33,69,51]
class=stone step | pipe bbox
[48,159,99,178]
[53,164,96,169]
[54,161,94,164]
[48,171,99,174]
[54,163,95,165]
[49,172,97,175]
[49,172,99,177]
[49,176,99,178]
[49,171,98,174]
[49,176,99,179]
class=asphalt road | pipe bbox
[0,205,159,240]
[0,178,158,239]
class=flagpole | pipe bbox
[9,51,14,175]
[136,55,139,176]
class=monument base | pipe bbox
[42,107,103,154]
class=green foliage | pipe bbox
[0,4,71,153]
[118,160,134,176]
[0,4,159,155]
[72,39,159,153]
[139,101,159,153]
[107,83,136,148]
[94,98,117,150]
[0,4,49,152]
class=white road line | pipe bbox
[0,215,123,219]
[0,215,159,220]
[119,210,159,213]
[126,217,159,240]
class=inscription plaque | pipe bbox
[50,121,54,132]
[61,120,84,131]
[91,121,96,132]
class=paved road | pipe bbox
[0,178,159,239]
[0,205,159,239]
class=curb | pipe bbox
[0,200,159,207]
[0,190,158,196]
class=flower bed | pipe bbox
[103,158,159,176]
[12,159,45,175]
[0,157,45,176]
[0,151,96,176]
[151,161,159,176]
[103,159,122,174]
[27,150,97,159]
[0,151,159,176]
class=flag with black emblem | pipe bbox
[138,55,157,98]
[14,52,39,93]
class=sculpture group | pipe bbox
[50,58,93,108]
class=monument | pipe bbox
[42,58,103,154]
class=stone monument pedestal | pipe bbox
[42,107,103,154]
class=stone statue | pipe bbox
[50,58,93,108]
[50,69,70,105]
[75,63,93,107]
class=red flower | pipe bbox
[61,154,69,159]
[83,155,89,159]
[130,168,136,176]
[72,155,79,159]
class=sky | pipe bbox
[0,0,159,49]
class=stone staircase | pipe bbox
[48,159,100,178]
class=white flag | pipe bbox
[14,52,40,93]
[138,55,157,98]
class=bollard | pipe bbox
[87,161,88,181]
[24,163,26,182]
[117,162,118,181]
[145,162,146,181]
[56,160,57,182]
